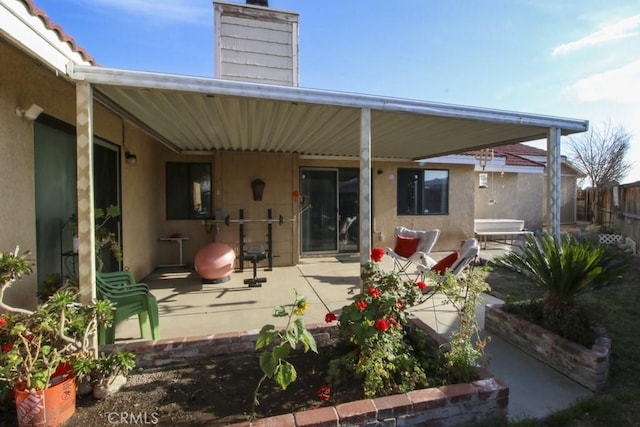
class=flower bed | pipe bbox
[485,303,610,392]
[103,318,508,426]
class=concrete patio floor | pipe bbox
[112,242,592,421]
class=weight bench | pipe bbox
[243,245,267,287]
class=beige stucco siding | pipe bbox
[0,42,39,308]
[373,162,476,251]
[1,42,161,307]
[474,172,544,231]
[155,151,298,269]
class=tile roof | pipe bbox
[463,143,546,168]
[21,0,97,65]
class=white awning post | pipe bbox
[547,127,561,237]
[76,82,97,303]
[359,108,372,291]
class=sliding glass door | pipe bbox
[34,117,121,288]
[300,168,359,255]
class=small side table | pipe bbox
[159,236,189,267]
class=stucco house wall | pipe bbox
[373,162,476,251]
[474,172,544,231]
[1,41,161,307]
[155,150,299,269]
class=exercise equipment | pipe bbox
[204,212,293,230]
[194,242,236,284]
[238,208,274,273]
[243,244,267,287]
[201,209,295,287]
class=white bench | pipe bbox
[474,219,530,248]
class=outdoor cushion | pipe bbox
[393,235,421,258]
[431,251,460,274]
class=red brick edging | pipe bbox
[485,303,610,392]
[102,317,508,426]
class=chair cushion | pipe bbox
[431,251,460,274]
[393,235,421,258]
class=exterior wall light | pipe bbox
[16,104,43,121]
[125,151,137,166]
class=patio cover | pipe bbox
[67,64,588,160]
[65,63,587,305]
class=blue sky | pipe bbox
[38,0,640,183]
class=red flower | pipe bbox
[375,319,390,331]
[415,281,427,290]
[0,317,5,328]
[396,298,405,310]
[325,312,337,323]
[317,384,331,401]
[367,287,382,298]
[2,342,13,353]
[355,300,368,310]
[370,247,384,262]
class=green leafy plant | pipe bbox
[329,249,433,397]
[71,350,135,386]
[497,233,630,344]
[93,351,136,386]
[252,289,318,418]
[38,273,78,302]
[65,205,123,272]
[436,268,491,382]
[328,248,490,398]
[0,247,115,393]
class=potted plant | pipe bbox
[0,247,116,426]
[486,232,630,390]
[64,205,123,272]
[90,351,136,399]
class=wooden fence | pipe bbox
[580,182,640,245]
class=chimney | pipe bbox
[214,1,299,86]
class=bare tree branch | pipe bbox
[566,120,632,188]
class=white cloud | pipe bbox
[76,0,211,24]
[569,60,640,103]
[552,14,640,56]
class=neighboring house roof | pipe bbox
[426,142,583,176]
[476,144,546,168]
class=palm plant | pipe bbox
[498,233,629,338]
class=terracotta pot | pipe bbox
[14,367,76,427]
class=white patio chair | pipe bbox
[416,238,480,287]
[384,227,440,274]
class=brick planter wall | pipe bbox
[485,303,610,392]
[102,317,508,426]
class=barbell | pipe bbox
[207,214,295,226]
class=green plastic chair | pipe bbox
[96,271,160,344]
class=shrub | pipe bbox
[497,233,630,344]
[327,249,489,397]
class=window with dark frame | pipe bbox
[166,162,212,220]
[397,168,449,215]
